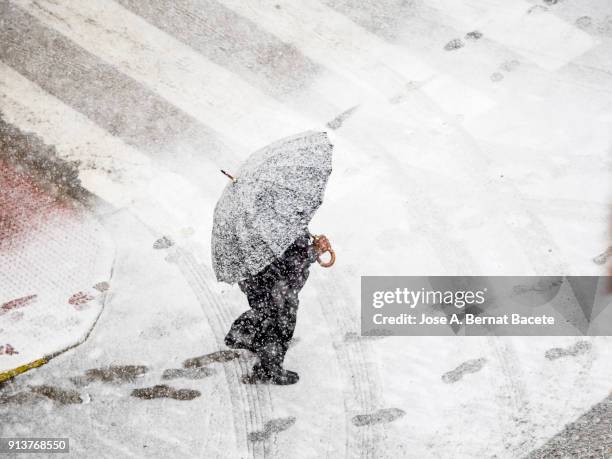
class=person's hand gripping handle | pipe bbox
[312,234,335,267]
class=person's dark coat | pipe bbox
[225,232,317,371]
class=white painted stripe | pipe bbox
[11,0,315,151]
[221,0,434,91]
[419,74,496,120]
[219,0,495,119]
[0,62,211,236]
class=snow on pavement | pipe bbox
[1,0,611,457]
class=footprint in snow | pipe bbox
[248,417,296,441]
[72,365,148,386]
[442,358,487,383]
[0,386,83,405]
[325,105,359,130]
[93,281,110,292]
[0,391,44,405]
[545,341,591,361]
[153,236,174,249]
[162,367,215,380]
[592,246,611,265]
[0,294,37,316]
[183,350,240,368]
[465,30,482,40]
[500,60,520,72]
[29,385,83,405]
[527,5,549,14]
[131,384,200,401]
[575,16,592,30]
[444,39,464,51]
[352,408,405,427]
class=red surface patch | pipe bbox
[0,158,76,250]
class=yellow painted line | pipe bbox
[0,358,48,383]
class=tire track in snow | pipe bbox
[323,97,489,457]
[383,75,589,457]
[488,337,536,457]
[545,337,596,451]
[490,337,596,458]
[328,83,567,457]
[412,86,597,455]
[347,81,577,454]
[316,272,389,458]
[337,97,559,458]
[170,247,277,459]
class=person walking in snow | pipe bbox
[212,131,335,385]
[225,232,333,385]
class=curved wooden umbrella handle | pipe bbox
[317,248,335,267]
[312,233,335,268]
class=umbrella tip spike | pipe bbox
[220,169,237,183]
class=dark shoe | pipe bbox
[250,363,299,385]
[269,369,299,385]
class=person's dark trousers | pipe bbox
[225,233,316,375]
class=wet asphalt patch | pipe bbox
[0,113,85,203]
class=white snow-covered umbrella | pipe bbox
[212,131,333,284]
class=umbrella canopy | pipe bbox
[212,131,333,284]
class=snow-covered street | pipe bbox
[1,0,611,457]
